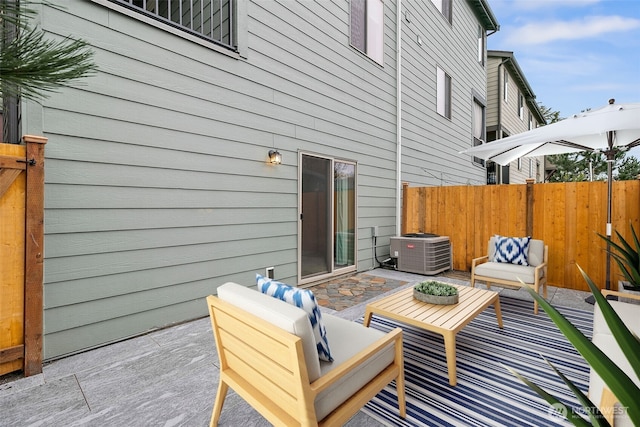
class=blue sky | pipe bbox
[486,0,640,119]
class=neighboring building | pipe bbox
[10,0,497,360]
[484,50,546,184]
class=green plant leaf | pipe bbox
[542,356,610,426]
[578,265,640,385]
[521,271,640,425]
[505,366,593,427]
[598,224,640,288]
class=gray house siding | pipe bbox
[486,51,546,184]
[400,1,489,187]
[27,0,400,359]
[21,0,495,360]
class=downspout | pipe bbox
[395,0,402,235]
[496,59,507,184]
[497,60,504,139]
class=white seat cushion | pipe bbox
[474,261,540,284]
[314,314,395,421]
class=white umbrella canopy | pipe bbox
[462,100,640,165]
[461,100,640,291]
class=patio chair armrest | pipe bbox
[602,289,640,302]
[472,255,489,269]
[310,327,403,395]
[534,261,547,276]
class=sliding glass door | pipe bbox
[300,154,356,281]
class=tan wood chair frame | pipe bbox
[471,244,548,314]
[207,295,406,427]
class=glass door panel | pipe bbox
[334,162,355,268]
[301,155,331,278]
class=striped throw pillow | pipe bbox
[256,274,333,362]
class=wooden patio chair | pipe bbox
[471,236,548,314]
[206,282,406,427]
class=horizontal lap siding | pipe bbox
[34,0,398,358]
[400,1,486,188]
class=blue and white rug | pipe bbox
[360,297,593,427]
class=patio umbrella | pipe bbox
[461,99,640,291]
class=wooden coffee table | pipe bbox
[363,284,503,386]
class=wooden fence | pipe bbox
[0,136,46,377]
[402,179,640,292]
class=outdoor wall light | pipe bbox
[268,149,282,164]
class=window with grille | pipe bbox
[110,0,236,50]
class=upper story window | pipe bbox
[503,70,509,101]
[518,92,525,119]
[477,25,485,66]
[436,67,452,119]
[110,0,236,51]
[528,112,534,130]
[472,98,485,166]
[431,0,452,23]
[350,0,384,65]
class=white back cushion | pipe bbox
[216,282,322,382]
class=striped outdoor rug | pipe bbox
[360,296,593,427]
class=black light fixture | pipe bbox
[268,149,282,164]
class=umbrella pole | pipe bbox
[605,128,616,291]
[586,130,615,305]
[606,156,612,291]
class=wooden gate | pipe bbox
[0,135,46,376]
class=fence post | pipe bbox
[23,134,47,376]
[526,179,534,236]
[401,182,409,235]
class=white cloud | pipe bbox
[509,15,640,44]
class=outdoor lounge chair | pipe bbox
[206,282,406,427]
[471,236,548,314]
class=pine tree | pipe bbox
[0,1,96,101]
[617,156,640,181]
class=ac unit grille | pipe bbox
[390,236,452,275]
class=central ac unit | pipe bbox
[390,234,452,275]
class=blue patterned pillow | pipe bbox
[494,235,531,266]
[256,274,333,362]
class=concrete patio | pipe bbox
[0,268,594,426]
